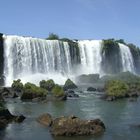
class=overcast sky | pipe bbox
[0,0,140,46]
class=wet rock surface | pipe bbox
[37,113,53,127]
[0,108,26,129]
[38,113,105,136]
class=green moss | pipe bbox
[105,80,129,97]
[52,84,65,97]
[21,82,47,100]
[11,79,23,92]
[40,79,55,91]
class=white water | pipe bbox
[119,43,135,73]
[3,35,72,86]
[3,35,136,86]
[78,40,103,75]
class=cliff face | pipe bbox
[0,33,4,85]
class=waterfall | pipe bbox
[3,35,72,86]
[2,35,137,86]
[78,40,103,75]
[119,43,135,73]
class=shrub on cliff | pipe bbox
[102,39,120,54]
[39,79,55,91]
[21,82,47,100]
[46,33,59,40]
[11,79,23,92]
[105,80,129,98]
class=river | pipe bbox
[0,88,140,140]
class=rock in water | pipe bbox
[63,79,77,90]
[50,116,105,136]
[0,107,26,129]
[65,90,79,98]
[87,87,96,91]
[37,113,53,127]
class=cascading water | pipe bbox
[3,35,137,86]
[119,43,135,73]
[78,40,103,75]
[3,35,72,86]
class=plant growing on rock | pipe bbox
[46,33,59,40]
[39,79,55,91]
[21,82,47,100]
[105,80,129,98]
[11,79,23,92]
[52,84,65,97]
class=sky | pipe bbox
[0,0,140,46]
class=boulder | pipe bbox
[21,82,47,101]
[50,116,105,136]
[12,93,19,98]
[96,87,105,92]
[0,107,25,126]
[63,79,77,90]
[0,108,15,120]
[76,74,100,84]
[14,115,26,123]
[0,87,19,99]
[65,90,79,98]
[87,87,96,92]
[37,113,53,127]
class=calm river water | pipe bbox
[0,89,140,140]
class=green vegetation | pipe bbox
[52,84,65,97]
[105,80,129,97]
[46,33,59,40]
[21,82,47,100]
[40,79,55,91]
[115,39,126,45]
[102,39,120,54]
[11,79,24,92]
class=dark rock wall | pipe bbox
[0,33,4,85]
[101,40,123,74]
